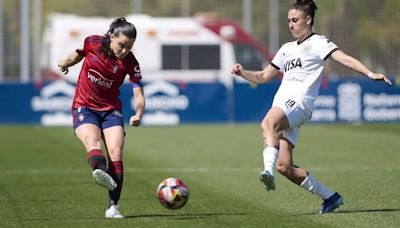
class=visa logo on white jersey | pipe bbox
[284,58,302,72]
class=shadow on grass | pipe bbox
[336,208,400,214]
[125,212,247,220]
[291,208,400,216]
[12,212,246,222]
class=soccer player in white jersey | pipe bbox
[231,0,392,214]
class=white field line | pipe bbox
[2,166,400,175]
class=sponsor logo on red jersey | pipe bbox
[87,69,114,89]
[133,65,141,78]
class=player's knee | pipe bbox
[107,147,123,161]
[276,163,291,176]
[261,117,276,133]
[83,136,102,149]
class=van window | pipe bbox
[162,45,220,70]
[162,45,182,69]
[234,44,265,71]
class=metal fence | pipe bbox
[0,0,399,82]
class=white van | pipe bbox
[40,13,272,87]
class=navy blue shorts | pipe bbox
[72,107,124,130]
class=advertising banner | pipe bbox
[234,79,400,123]
[0,79,398,125]
[120,81,228,125]
[313,80,400,122]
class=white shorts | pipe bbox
[272,97,313,146]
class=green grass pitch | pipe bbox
[0,124,399,227]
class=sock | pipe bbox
[87,149,107,171]
[300,174,335,200]
[108,161,124,206]
[262,146,279,175]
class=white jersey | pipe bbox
[271,33,338,112]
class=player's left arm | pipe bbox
[330,50,392,85]
[57,51,84,74]
[129,86,145,127]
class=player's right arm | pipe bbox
[231,63,279,84]
[57,51,84,74]
[330,50,392,85]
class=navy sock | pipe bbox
[87,149,107,171]
[108,161,124,206]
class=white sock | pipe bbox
[300,174,335,200]
[262,146,279,175]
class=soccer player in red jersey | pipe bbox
[57,17,145,218]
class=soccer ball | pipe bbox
[156,177,189,209]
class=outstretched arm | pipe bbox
[330,50,392,85]
[231,64,279,84]
[57,51,84,74]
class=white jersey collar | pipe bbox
[297,33,316,45]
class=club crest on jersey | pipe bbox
[284,58,302,72]
[78,114,85,122]
[302,45,312,54]
[113,110,123,117]
[113,65,119,74]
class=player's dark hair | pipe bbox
[291,0,318,26]
[102,17,137,56]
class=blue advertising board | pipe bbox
[119,81,228,125]
[312,79,400,122]
[0,79,398,125]
[233,79,400,123]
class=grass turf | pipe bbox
[0,124,399,227]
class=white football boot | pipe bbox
[105,203,124,219]
[92,169,117,191]
[259,170,276,191]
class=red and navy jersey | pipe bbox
[72,35,142,111]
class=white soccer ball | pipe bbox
[156,177,189,209]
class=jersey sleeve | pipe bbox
[75,36,91,56]
[126,53,143,87]
[271,45,286,71]
[317,37,338,60]
[128,64,143,87]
